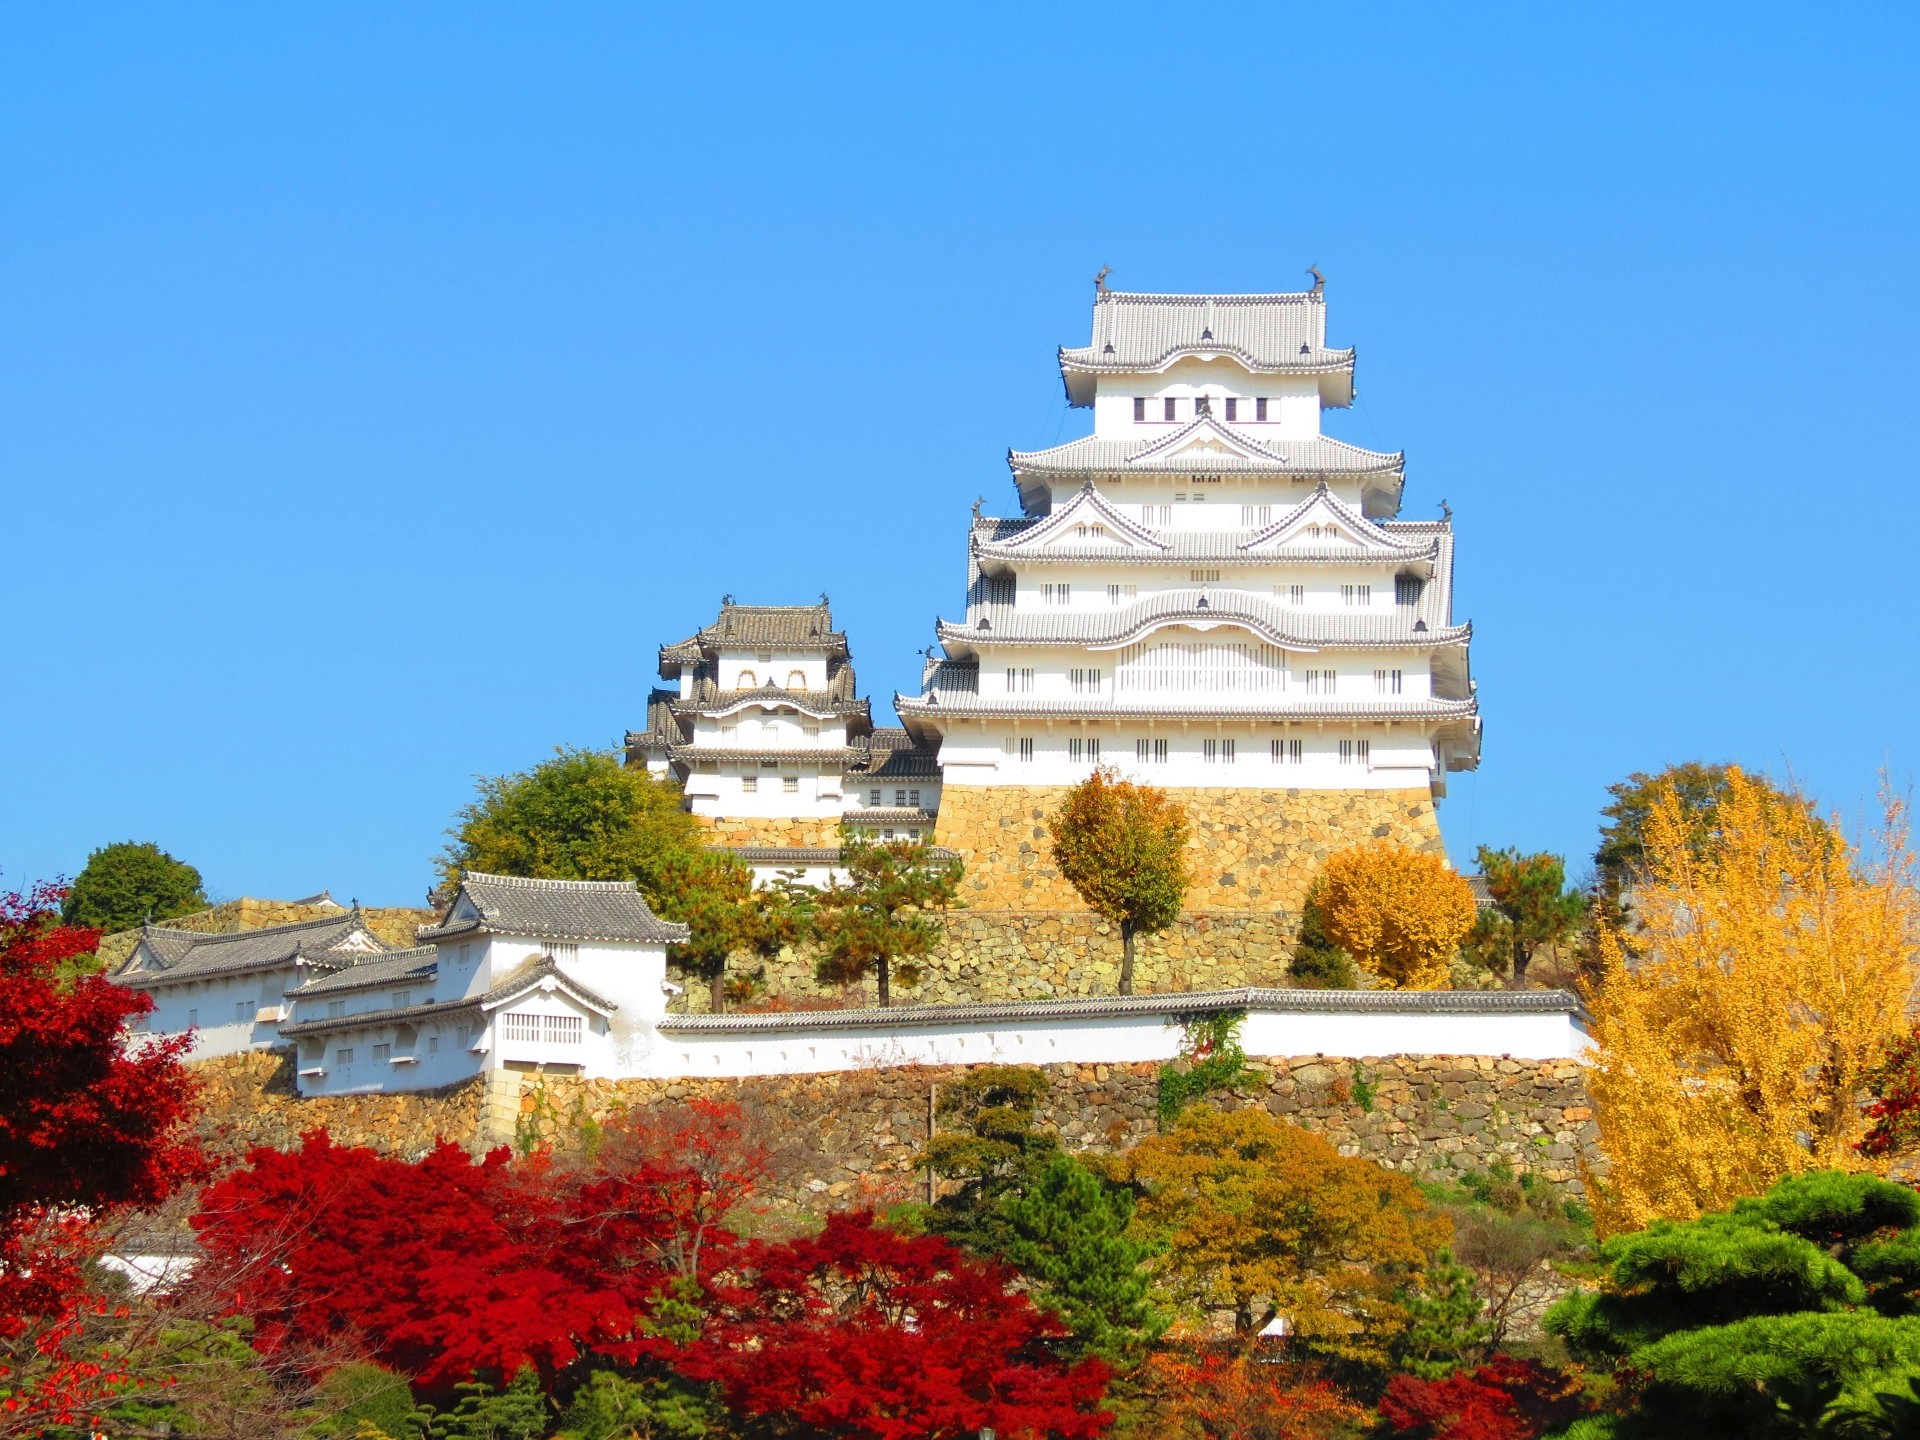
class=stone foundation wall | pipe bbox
[508,1055,1599,1219]
[188,1051,486,1163]
[96,899,438,969]
[187,1052,1599,1219]
[932,784,1446,913]
[677,910,1299,1012]
[694,814,847,848]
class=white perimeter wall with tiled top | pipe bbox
[650,1004,1586,1081]
[136,963,299,1061]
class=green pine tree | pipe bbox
[421,1370,549,1440]
[998,1155,1165,1364]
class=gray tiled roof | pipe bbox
[1010,425,1401,478]
[288,947,440,998]
[417,872,689,946]
[844,734,941,780]
[670,746,860,766]
[713,844,959,865]
[1058,290,1355,407]
[974,482,1438,570]
[843,808,939,823]
[660,985,1579,1035]
[658,601,848,675]
[895,691,1481,725]
[626,690,687,751]
[283,956,622,1041]
[114,912,389,985]
[673,684,870,721]
[936,586,1468,653]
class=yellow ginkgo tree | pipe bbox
[1582,767,1920,1234]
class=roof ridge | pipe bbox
[462,870,639,892]
[141,911,367,946]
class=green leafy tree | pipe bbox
[651,849,809,1012]
[1547,1170,1920,1437]
[440,747,698,901]
[811,836,962,1006]
[1048,767,1190,995]
[1472,845,1586,985]
[553,1371,718,1440]
[1287,879,1359,988]
[420,1369,550,1440]
[1000,1155,1164,1364]
[62,840,207,932]
[919,1064,1062,1255]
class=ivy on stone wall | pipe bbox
[1156,1011,1248,1127]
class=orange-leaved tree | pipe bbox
[1314,843,1476,990]
[1048,767,1190,995]
[1582,767,1920,1234]
[1118,1107,1450,1364]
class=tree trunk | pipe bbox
[877,955,891,1007]
[709,966,726,1013]
[1512,935,1531,987]
[1120,924,1136,995]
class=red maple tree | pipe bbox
[0,880,203,1428]
[683,1209,1113,1440]
[1378,1356,1587,1440]
[193,1101,770,1390]
[1136,1346,1362,1439]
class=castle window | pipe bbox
[1202,738,1236,764]
[741,775,758,793]
[428,1035,439,1055]
[187,1008,198,1027]
[804,722,821,738]
[1306,669,1337,695]
[1018,738,1035,763]
[1224,397,1238,421]
[1241,505,1272,527]
[392,990,411,1009]
[1375,668,1403,695]
[1068,737,1101,763]
[870,789,882,805]
[738,670,757,688]
[788,670,805,688]
[1133,396,1146,422]
[1069,667,1103,694]
[1256,397,1269,421]
[1280,583,1305,605]
[1395,574,1424,607]
[1163,397,1177,422]
[1135,737,1169,764]
[1043,583,1071,605]
[896,788,909,806]
[1339,738,1371,766]
[783,776,799,793]
[327,1000,346,1019]
[1194,395,1211,416]
[1271,738,1302,764]
[1190,569,1221,584]
[235,1001,250,1023]
[373,1043,391,1064]
[1142,505,1171,526]
[1341,584,1371,606]
[909,788,922,806]
[757,652,773,664]
[1005,667,1034,693]
[335,1048,353,1067]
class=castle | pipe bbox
[635,278,1479,914]
[114,277,1542,1103]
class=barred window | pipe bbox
[335,1048,353,1067]
[1396,574,1425,607]
[1194,394,1211,416]
[392,990,411,1009]
[1190,569,1221,583]
[235,1000,251,1022]
[1306,669,1337,696]
[1163,396,1177,422]
[1224,397,1238,421]
[1135,738,1169,764]
[1339,739,1371,766]
[372,1043,391,1064]
[783,776,799,793]
[1118,639,1288,694]
[1005,667,1034,693]
[1069,667,1103,694]
[1133,396,1146,421]
[1256,397,1269,421]
[1271,738,1302,764]
[1202,738,1236,764]
[1341,584,1371,606]
[1374,668,1403,695]
[1240,505,1272,527]
[1043,583,1071,605]
[1068,737,1102,763]
[1019,738,1035,763]
[1276,583,1305,605]
[741,775,758,793]
[1107,583,1137,605]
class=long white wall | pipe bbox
[136,965,297,1060]
[652,992,1586,1081]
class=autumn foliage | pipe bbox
[1314,843,1476,990]
[1137,1345,1364,1440]
[1581,768,1920,1232]
[0,880,203,1428]
[1049,767,1191,994]
[685,1210,1112,1440]
[1378,1356,1587,1440]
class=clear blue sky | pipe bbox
[4,5,1916,907]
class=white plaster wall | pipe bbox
[1009,568,1429,617]
[714,650,830,691]
[931,721,1439,789]
[650,1004,1584,1080]
[293,1015,485,1096]
[1091,366,1322,439]
[134,964,299,1060]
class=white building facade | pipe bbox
[277,871,690,1097]
[626,599,944,881]
[115,910,392,1061]
[897,282,1480,798]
